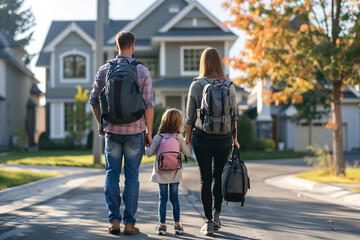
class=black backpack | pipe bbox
[100,57,145,129]
[194,77,234,135]
[222,146,250,206]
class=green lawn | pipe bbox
[0,169,59,190]
[296,168,360,184]
[0,150,156,168]
[242,151,306,160]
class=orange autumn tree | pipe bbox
[223,0,360,175]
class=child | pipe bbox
[145,108,191,235]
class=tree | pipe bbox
[0,0,35,64]
[292,84,331,150]
[223,0,360,175]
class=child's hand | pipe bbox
[184,136,191,144]
[144,133,152,147]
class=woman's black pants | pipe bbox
[192,131,232,221]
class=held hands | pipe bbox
[184,136,191,144]
[98,124,105,137]
[144,132,152,147]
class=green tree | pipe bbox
[223,0,360,175]
[292,74,331,150]
[0,0,35,64]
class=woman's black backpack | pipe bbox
[222,146,250,206]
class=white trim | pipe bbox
[50,102,65,139]
[59,49,90,84]
[224,41,231,75]
[160,42,166,77]
[180,46,208,76]
[50,52,55,88]
[0,60,6,98]
[159,1,229,33]
[192,18,198,27]
[107,0,166,44]
[153,36,237,42]
[348,85,360,98]
[47,98,76,103]
[44,22,96,52]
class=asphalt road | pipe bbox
[0,159,359,240]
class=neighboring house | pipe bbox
[36,0,245,140]
[0,31,45,151]
[245,80,360,151]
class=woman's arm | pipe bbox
[185,124,193,144]
[177,134,192,157]
[145,135,161,157]
[230,84,240,149]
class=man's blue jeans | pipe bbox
[104,132,144,224]
[158,183,180,224]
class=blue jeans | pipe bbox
[104,132,144,224]
[158,183,180,224]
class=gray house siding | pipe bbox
[5,63,32,142]
[51,33,94,96]
[174,9,217,28]
[164,41,224,78]
[131,0,187,39]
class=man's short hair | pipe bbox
[116,31,135,50]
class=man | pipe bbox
[89,31,154,235]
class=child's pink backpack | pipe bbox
[156,133,182,171]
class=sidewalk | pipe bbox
[265,174,360,210]
[1,161,360,239]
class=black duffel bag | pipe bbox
[222,146,250,206]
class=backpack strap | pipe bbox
[223,79,233,87]
[130,60,142,66]
[118,56,130,64]
[194,77,210,87]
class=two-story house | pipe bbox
[0,31,45,150]
[36,0,244,140]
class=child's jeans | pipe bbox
[158,183,180,224]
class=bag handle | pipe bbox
[231,146,241,162]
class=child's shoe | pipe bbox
[174,224,184,235]
[156,224,167,235]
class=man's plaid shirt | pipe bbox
[89,55,154,135]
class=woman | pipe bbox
[185,47,240,236]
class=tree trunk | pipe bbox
[332,81,345,175]
[92,0,105,165]
[308,119,312,153]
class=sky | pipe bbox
[21,0,245,92]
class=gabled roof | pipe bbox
[36,20,130,66]
[0,31,20,49]
[159,1,229,33]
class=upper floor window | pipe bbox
[140,59,158,81]
[63,55,86,79]
[180,46,206,76]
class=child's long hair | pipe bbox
[157,108,183,134]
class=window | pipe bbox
[181,47,206,75]
[64,103,86,132]
[63,55,86,79]
[141,59,157,81]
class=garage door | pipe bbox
[296,124,347,151]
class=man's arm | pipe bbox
[144,108,154,146]
[91,106,104,136]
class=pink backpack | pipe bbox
[156,133,182,171]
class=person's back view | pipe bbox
[89,31,154,235]
[185,47,240,236]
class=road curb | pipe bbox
[265,174,360,210]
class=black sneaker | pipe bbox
[156,224,167,235]
[200,220,214,236]
[213,211,221,230]
[174,224,184,235]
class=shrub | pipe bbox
[253,138,266,151]
[153,106,166,137]
[265,138,276,149]
[86,130,93,149]
[237,115,253,151]
[12,128,28,152]
[306,145,335,175]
